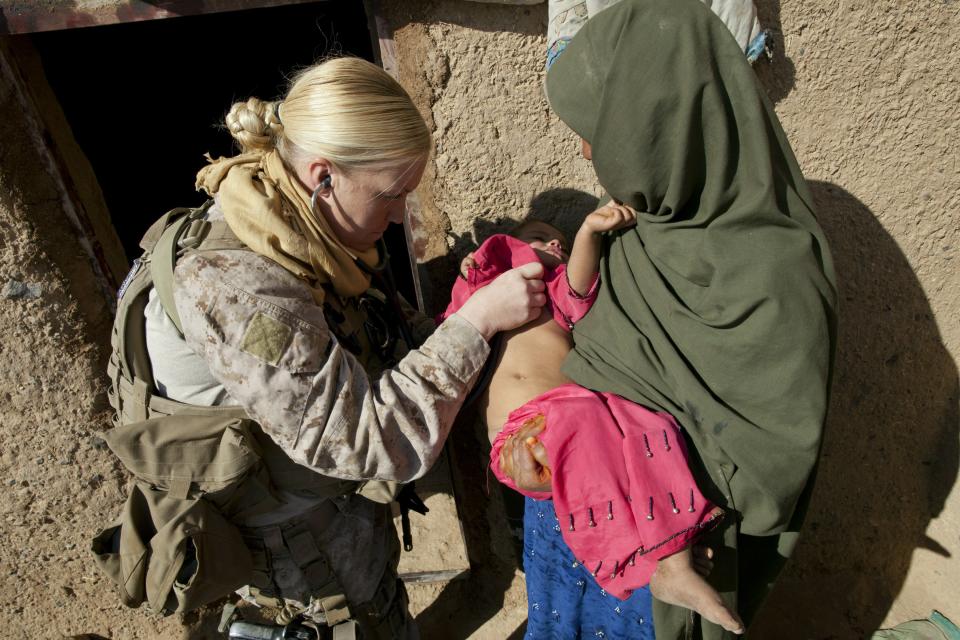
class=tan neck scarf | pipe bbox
[196,150,379,303]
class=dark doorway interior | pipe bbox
[31,1,417,303]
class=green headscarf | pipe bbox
[549,0,837,543]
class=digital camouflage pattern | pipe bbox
[171,243,490,609]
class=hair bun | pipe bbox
[225,97,283,153]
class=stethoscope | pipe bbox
[354,238,417,358]
[310,182,416,356]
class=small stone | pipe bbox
[1,280,41,300]
[35,457,45,465]
[89,437,108,450]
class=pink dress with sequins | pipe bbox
[442,235,721,599]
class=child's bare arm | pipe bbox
[566,203,637,295]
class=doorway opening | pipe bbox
[31,0,416,302]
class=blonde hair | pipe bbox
[225,57,431,170]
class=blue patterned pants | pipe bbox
[523,498,655,639]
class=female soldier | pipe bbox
[143,57,545,637]
[499,0,837,638]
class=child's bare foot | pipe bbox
[649,546,744,634]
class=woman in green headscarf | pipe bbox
[501,0,837,637]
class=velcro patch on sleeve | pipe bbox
[240,310,292,366]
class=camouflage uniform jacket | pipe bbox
[170,243,490,605]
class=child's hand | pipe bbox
[459,252,477,278]
[499,416,552,493]
[582,202,638,235]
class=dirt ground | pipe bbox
[0,0,958,639]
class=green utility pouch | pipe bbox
[103,412,279,520]
[92,411,280,614]
[92,484,253,615]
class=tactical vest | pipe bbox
[92,202,410,625]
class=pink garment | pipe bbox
[441,234,719,598]
[439,234,598,328]
[490,384,720,599]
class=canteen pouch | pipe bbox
[92,483,253,615]
[92,412,271,614]
[145,487,253,615]
[91,487,151,608]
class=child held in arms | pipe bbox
[440,204,743,634]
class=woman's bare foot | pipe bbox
[649,546,744,634]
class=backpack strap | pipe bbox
[110,200,226,416]
[150,200,245,336]
[150,200,212,336]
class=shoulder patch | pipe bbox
[240,311,292,365]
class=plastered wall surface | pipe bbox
[383,0,960,637]
[0,41,195,638]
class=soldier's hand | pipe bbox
[456,262,545,340]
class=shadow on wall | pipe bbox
[752,182,959,638]
[425,188,600,316]
[753,0,796,105]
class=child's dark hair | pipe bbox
[508,219,570,250]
